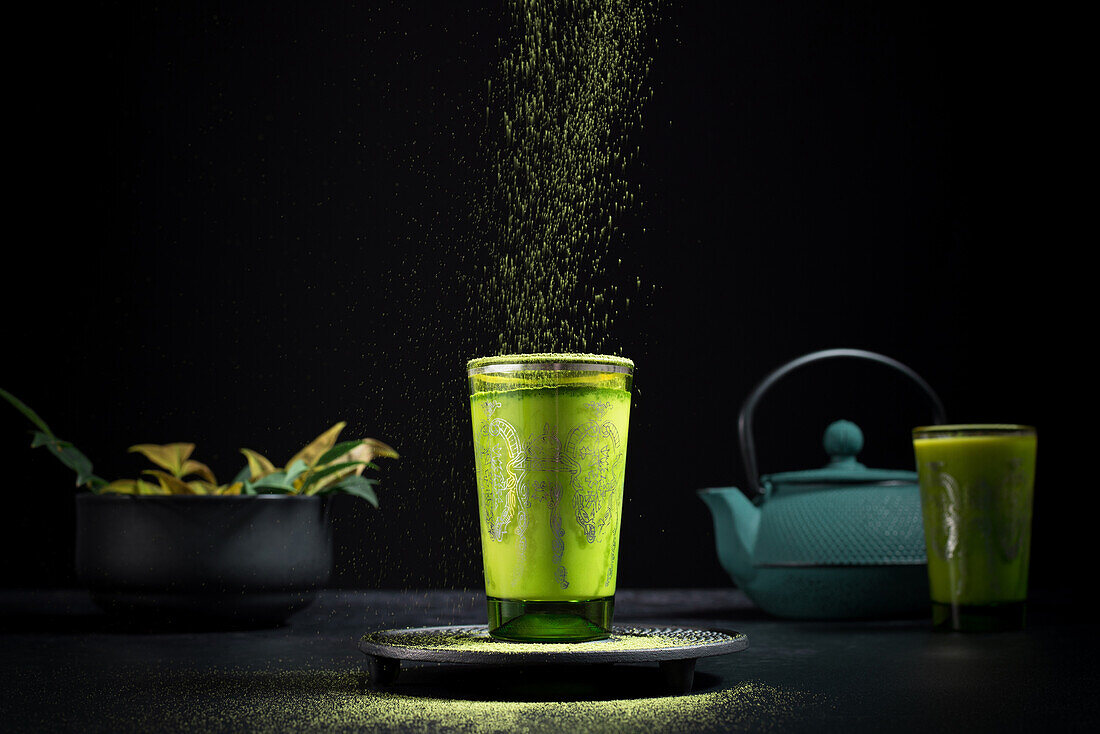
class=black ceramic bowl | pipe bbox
[75,494,332,625]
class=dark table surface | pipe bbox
[2,588,1097,733]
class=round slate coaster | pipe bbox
[358,624,748,694]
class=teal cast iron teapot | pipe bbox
[698,348,946,619]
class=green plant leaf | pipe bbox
[49,443,95,486]
[31,431,68,449]
[253,471,288,487]
[284,459,309,483]
[30,432,103,488]
[66,449,98,486]
[1,388,55,436]
[303,464,356,494]
[254,486,294,495]
[300,461,368,495]
[250,471,295,493]
[231,465,252,485]
[327,474,379,507]
[313,440,366,468]
[4,391,106,490]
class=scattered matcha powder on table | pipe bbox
[61,668,826,733]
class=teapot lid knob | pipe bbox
[823,420,863,462]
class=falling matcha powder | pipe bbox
[472,0,657,354]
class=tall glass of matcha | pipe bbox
[912,425,1037,631]
[467,354,633,642]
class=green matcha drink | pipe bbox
[912,425,1037,631]
[467,354,633,642]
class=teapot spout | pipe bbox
[698,487,760,588]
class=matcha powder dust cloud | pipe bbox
[470,0,658,355]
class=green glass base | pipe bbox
[932,600,1026,632]
[487,596,614,642]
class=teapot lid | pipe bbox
[760,420,917,490]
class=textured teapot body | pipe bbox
[752,480,927,568]
[699,478,929,619]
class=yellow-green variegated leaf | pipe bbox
[240,448,277,480]
[101,479,150,495]
[362,438,400,460]
[138,479,161,497]
[129,443,195,477]
[346,438,400,475]
[136,479,163,495]
[187,480,243,495]
[101,479,164,495]
[286,422,346,469]
[100,479,137,495]
[142,469,196,495]
[181,459,217,484]
[306,464,359,494]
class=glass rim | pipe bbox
[912,424,1035,439]
[467,353,633,376]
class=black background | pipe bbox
[1,2,1075,596]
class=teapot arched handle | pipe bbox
[738,348,946,498]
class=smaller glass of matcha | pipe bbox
[467,354,633,642]
[912,425,1037,631]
